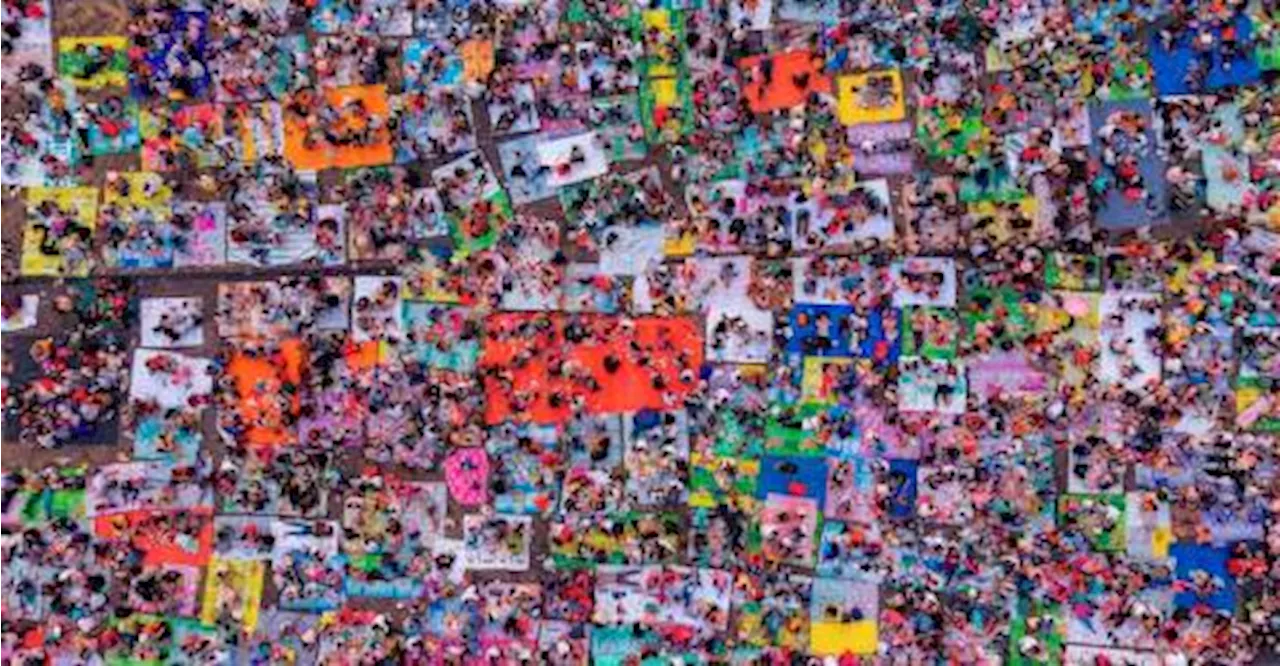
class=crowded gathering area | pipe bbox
[1,0,1279,662]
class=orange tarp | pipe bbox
[480,314,704,425]
[94,507,214,567]
[344,339,384,370]
[225,339,307,448]
[739,50,832,113]
[283,85,394,170]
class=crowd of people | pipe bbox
[2,0,1280,663]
